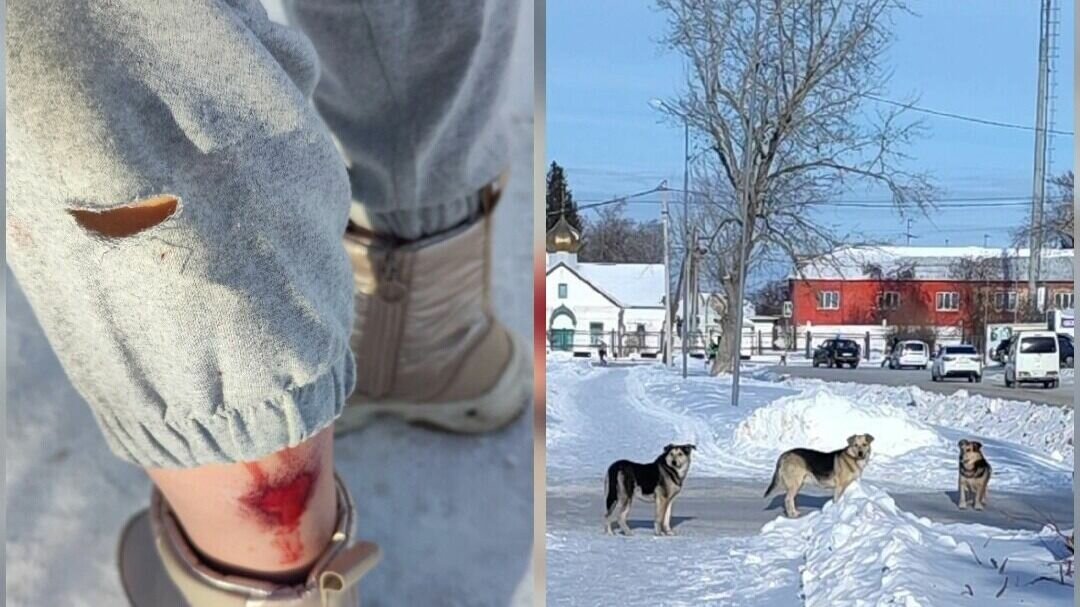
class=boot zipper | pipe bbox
[380,249,406,302]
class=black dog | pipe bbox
[603,444,696,536]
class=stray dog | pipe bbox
[957,439,991,510]
[763,434,874,517]
[604,444,696,536]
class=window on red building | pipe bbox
[1054,291,1074,310]
[936,292,960,311]
[993,291,1017,311]
[816,291,840,310]
[876,291,900,310]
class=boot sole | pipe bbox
[335,330,532,435]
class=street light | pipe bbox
[650,98,694,377]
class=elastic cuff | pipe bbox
[96,351,356,468]
[351,192,483,242]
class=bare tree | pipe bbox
[1015,170,1074,250]
[656,0,934,374]
[748,278,789,315]
[579,205,665,263]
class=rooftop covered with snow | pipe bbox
[792,246,1074,281]
[574,262,666,308]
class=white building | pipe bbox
[544,216,771,357]
[545,216,667,355]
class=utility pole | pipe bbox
[661,185,673,366]
[730,0,762,408]
[1028,0,1052,302]
[681,120,691,378]
[983,234,989,248]
[905,218,915,246]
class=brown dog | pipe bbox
[957,439,991,510]
[763,434,874,518]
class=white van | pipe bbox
[1004,331,1060,388]
[887,340,930,369]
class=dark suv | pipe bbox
[1058,333,1074,368]
[812,339,861,368]
[995,334,1073,368]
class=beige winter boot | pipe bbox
[119,475,380,606]
[338,175,531,434]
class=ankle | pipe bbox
[145,429,338,581]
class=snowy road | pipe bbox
[770,364,1074,408]
[548,478,1074,538]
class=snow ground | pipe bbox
[5,6,535,604]
[548,361,1072,492]
[547,358,1073,606]
[548,482,1073,607]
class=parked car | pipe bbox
[1004,331,1060,388]
[886,340,930,369]
[1057,333,1074,368]
[812,339,861,368]
[931,344,982,383]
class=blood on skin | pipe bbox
[239,443,321,564]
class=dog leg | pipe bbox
[654,498,665,536]
[784,488,799,518]
[975,483,987,511]
[618,498,633,536]
[958,482,967,510]
[663,499,675,535]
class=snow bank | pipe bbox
[905,386,1074,464]
[776,482,1074,606]
[754,373,1074,468]
[733,387,943,459]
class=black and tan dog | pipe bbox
[603,444,696,536]
[957,439,991,510]
[763,434,874,518]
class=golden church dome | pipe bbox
[546,214,582,253]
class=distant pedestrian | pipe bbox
[598,339,608,366]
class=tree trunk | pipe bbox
[709,281,740,375]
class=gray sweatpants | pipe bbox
[6,0,517,468]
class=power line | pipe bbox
[557,194,1066,215]
[861,93,1075,137]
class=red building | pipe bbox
[789,247,1074,343]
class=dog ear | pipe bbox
[846,435,857,445]
[972,441,983,451]
[864,434,875,444]
[664,443,675,452]
[684,444,697,452]
[958,439,969,448]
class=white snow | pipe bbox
[787,482,1071,606]
[547,358,1073,606]
[764,375,1074,467]
[575,262,666,307]
[797,245,1074,280]
[549,479,1072,607]
[549,360,1071,491]
[733,387,943,459]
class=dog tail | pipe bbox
[763,459,781,498]
[605,466,619,513]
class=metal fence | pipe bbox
[546,326,971,361]
[545,326,797,359]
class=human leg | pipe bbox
[8,0,369,597]
[286,0,531,432]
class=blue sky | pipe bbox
[546,1,1075,249]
